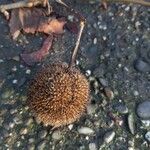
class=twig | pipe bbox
[0,0,43,12]
[56,0,86,67]
[69,21,85,68]
[105,0,150,7]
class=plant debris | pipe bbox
[8,7,66,65]
[20,35,53,66]
[9,8,66,39]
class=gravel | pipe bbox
[0,0,149,149]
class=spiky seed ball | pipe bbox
[27,63,89,127]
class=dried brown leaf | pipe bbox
[9,8,66,39]
[20,35,53,66]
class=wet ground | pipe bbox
[0,0,150,150]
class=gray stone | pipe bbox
[134,59,150,72]
[87,104,96,115]
[141,120,150,127]
[128,113,135,135]
[27,144,35,150]
[104,87,114,100]
[89,143,97,150]
[25,118,33,126]
[37,140,46,150]
[38,130,47,139]
[137,101,150,119]
[19,128,28,135]
[78,127,94,135]
[114,103,128,114]
[145,131,150,142]
[103,131,115,143]
[52,130,62,140]
[99,78,108,87]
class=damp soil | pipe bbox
[0,0,150,150]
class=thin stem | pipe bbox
[0,0,45,13]
[69,21,85,68]
[105,0,150,7]
[56,0,86,67]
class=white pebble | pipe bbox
[78,127,94,135]
[68,15,74,22]
[12,79,18,84]
[125,6,130,11]
[128,147,134,150]
[93,38,97,44]
[145,131,150,142]
[12,66,17,72]
[85,70,91,76]
[85,136,89,140]
[141,120,150,127]
[68,124,73,130]
[0,59,4,63]
[26,69,31,74]
[102,36,107,41]
[133,91,139,96]
[104,131,115,143]
[52,130,62,140]
[76,60,79,65]
[87,104,96,115]
[89,143,97,150]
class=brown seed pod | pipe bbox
[27,63,89,128]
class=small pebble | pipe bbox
[78,127,94,135]
[93,38,97,44]
[104,87,114,100]
[25,118,33,126]
[28,138,35,144]
[99,78,108,87]
[103,131,115,143]
[12,56,20,61]
[27,144,35,150]
[89,143,97,150]
[133,91,139,96]
[9,122,15,128]
[12,79,18,84]
[20,128,28,135]
[37,140,46,150]
[145,131,150,142]
[114,103,128,114]
[38,130,47,139]
[87,104,96,115]
[137,101,150,119]
[85,70,91,76]
[128,113,135,135]
[11,66,17,72]
[0,59,4,63]
[68,124,73,130]
[134,59,150,72]
[52,130,62,140]
[141,120,150,127]
[26,69,31,74]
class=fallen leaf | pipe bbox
[9,8,66,39]
[20,34,53,66]
[37,17,66,34]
